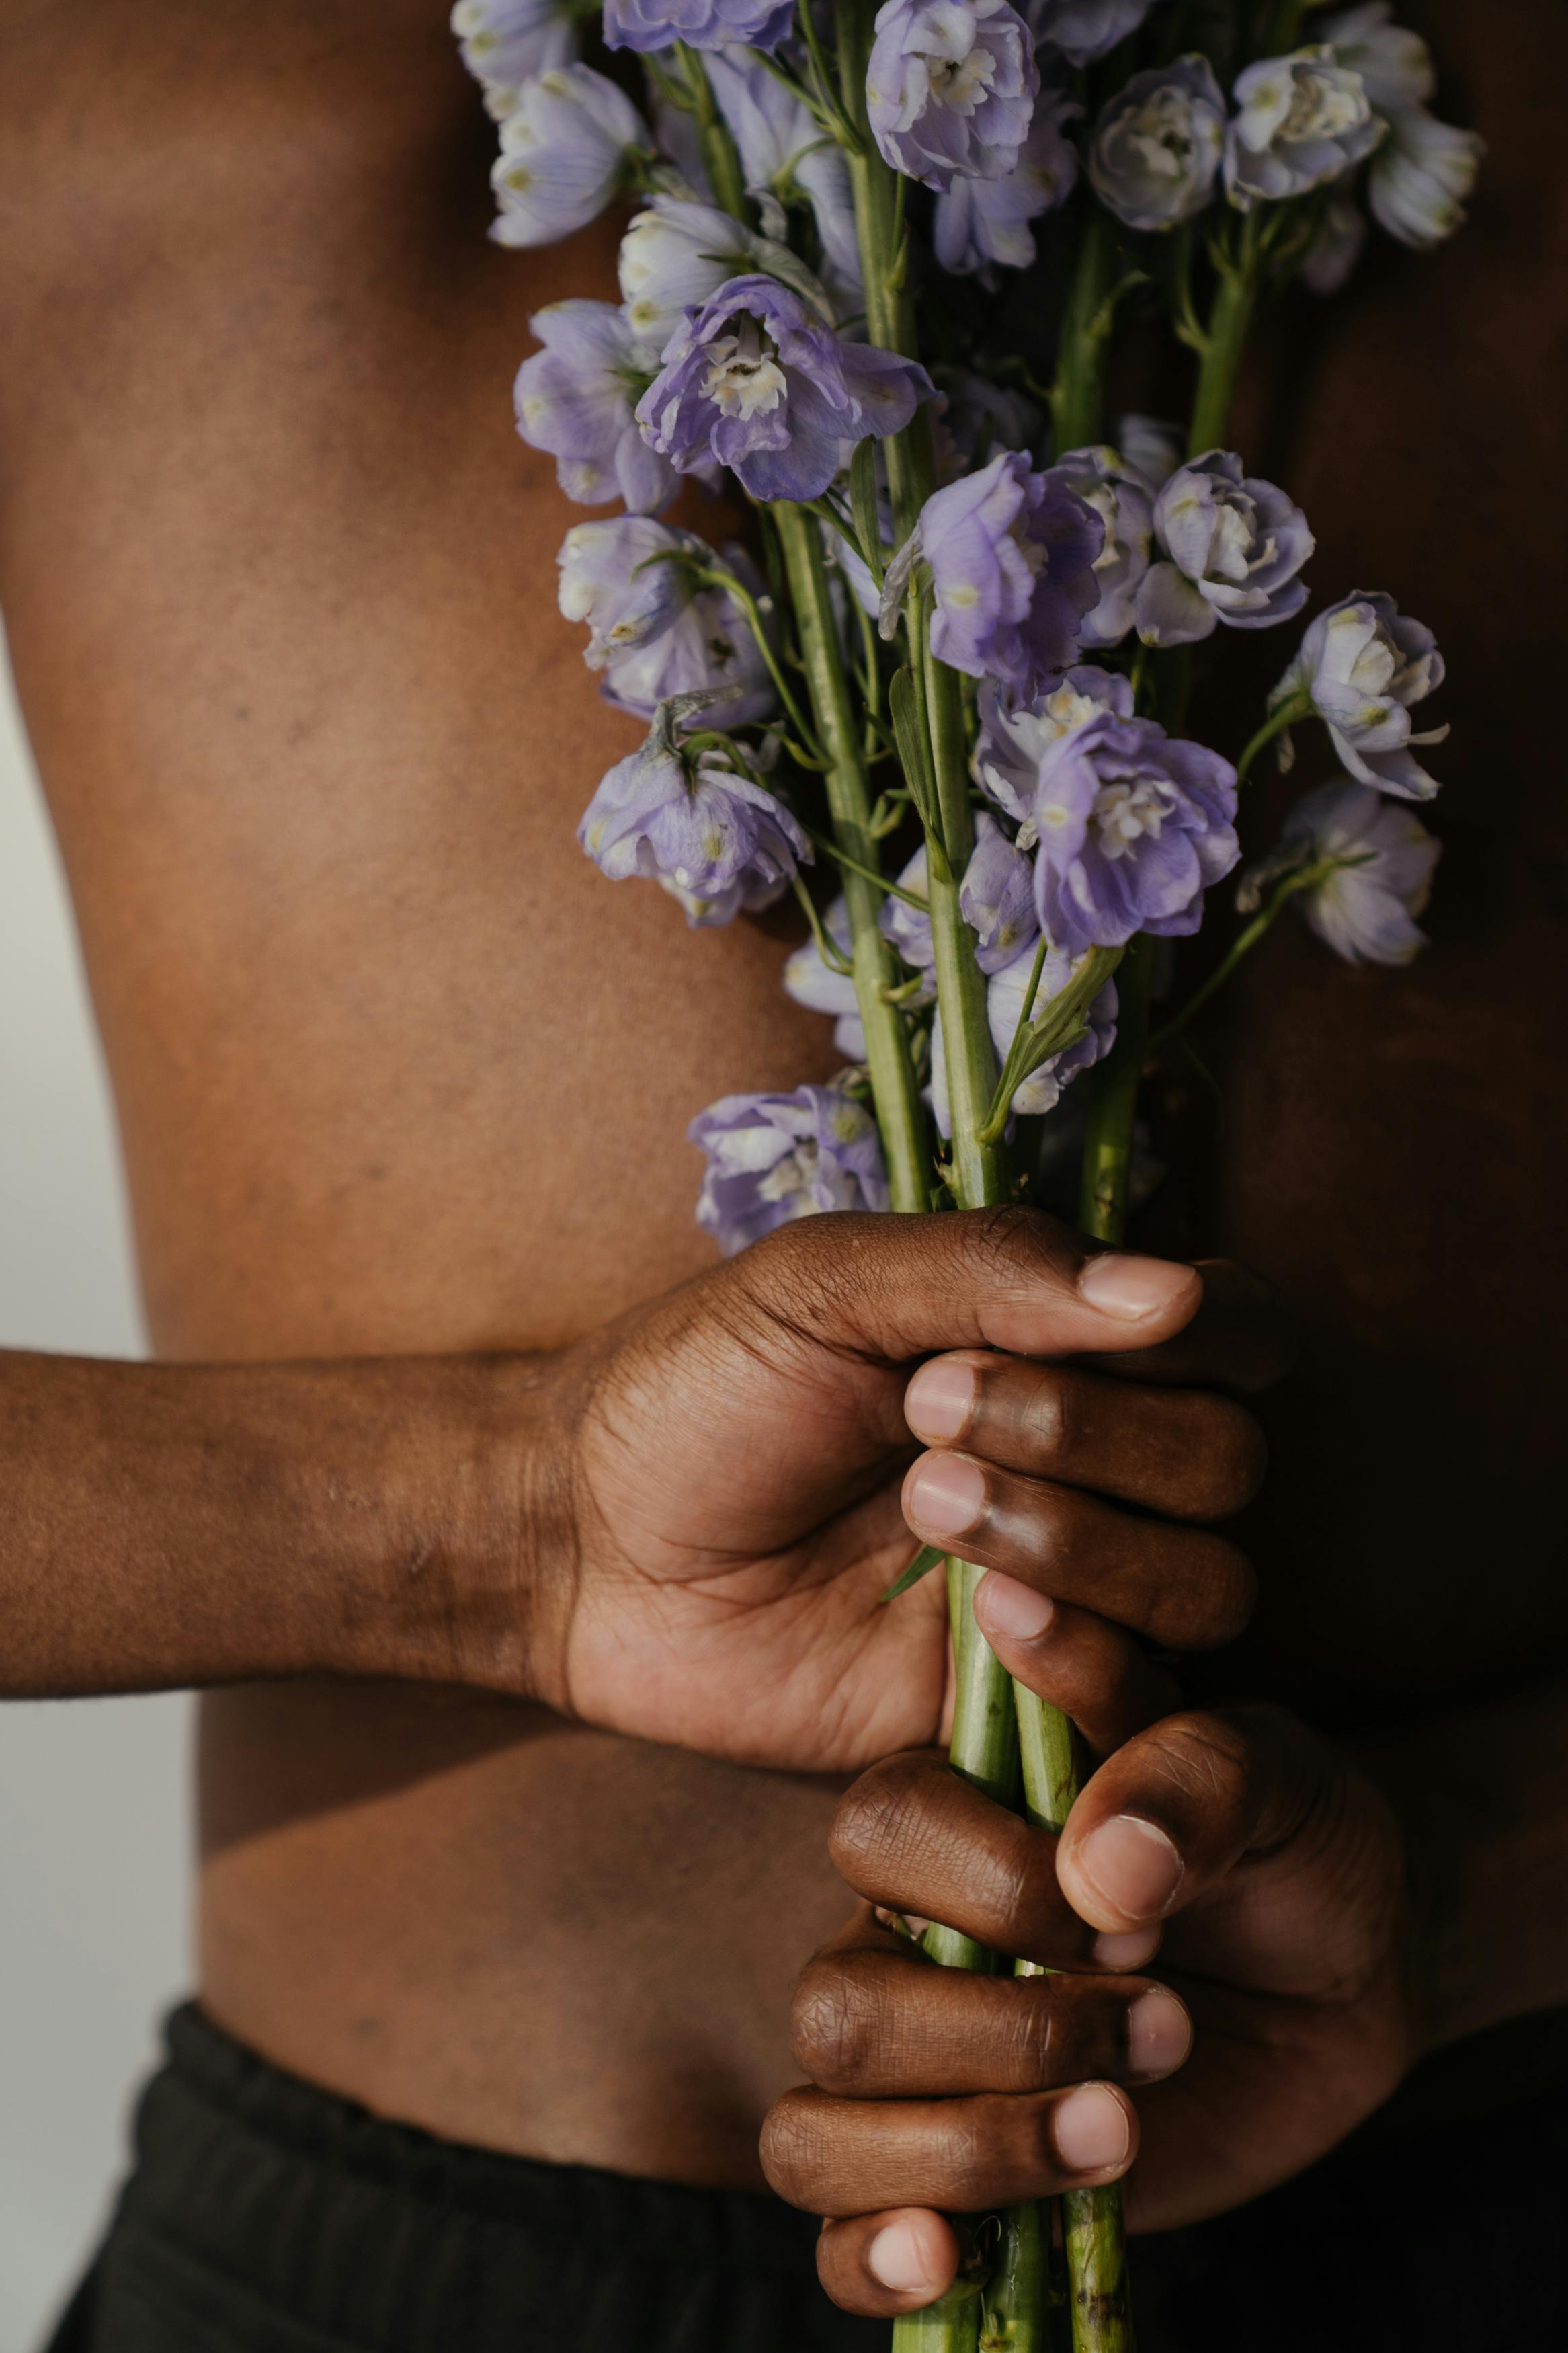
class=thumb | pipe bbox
[735,1206,1202,1367]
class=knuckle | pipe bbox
[790,1956,884,2092]
[758,2091,828,2204]
[1152,1710,1255,1812]
[1017,1364,1070,1463]
[962,1204,1065,1292]
[830,1753,932,1892]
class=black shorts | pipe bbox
[48,2004,1568,2352]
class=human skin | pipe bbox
[1,0,1565,2238]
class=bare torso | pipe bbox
[1,0,1563,2190]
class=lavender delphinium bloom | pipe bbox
[1028,711,1239,954]
[1369,107,1485,247]
[637,276,932,502]
[783,896,866,1059]
[703,49,865,317]
[1224,46,1384,210]
[933,88,1082,280]
[579,711,808,923]
[1026,0,1157,68]
[960,812,1040,971]
[618,200,769,349]
[1238,778,1440,965]
[1137,450,1313,646]
[988,941,1118,1113]
[1272,590,1446,799]
[891,450,1102,695]
[866,0,1040,192]
[878,845,937,975]
[973,666,1134,820]
[556,516,776,723]
[1087,56,1225,232]
[514,303,676,513]
[1319,2,1434,112]
[1301,190,1368,293]
[604,0,793,54]
[490,67,649,247]
[1042,446,1155,649]
[691,1084,889,1254]
[452,0,577,117]
[1118,414,1181,493]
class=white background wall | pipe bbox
[0,647,191,2352]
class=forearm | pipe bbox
[0,1347,554,1699]
[1366,1670,1568,2050]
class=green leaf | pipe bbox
[880,1543,945,1603]
[848,438,885,587]
[889,666,937,832]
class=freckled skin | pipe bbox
[0,0,1562,2195]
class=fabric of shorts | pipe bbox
[44,2002,1568,2352]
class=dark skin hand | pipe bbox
[766,1682,1415,2318]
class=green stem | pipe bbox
[1148,861,1333,1055]
[1187,213,1264,457]
[1077,935,1153,1247]
[1236,688,1308,784]
[980,2200,1051,2352]
[771,502,929,1213]
[677,44,751,223]
[1049,206,1114,456]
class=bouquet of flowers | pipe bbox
[452,0,1479,2340]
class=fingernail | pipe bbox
[1053,2085,1130,2175]
[1091,1927,1161,1971]
[1076,1815,1184,1921]
[905,1453,987,1542]
[1077,1253,1197,1322]
[1126,1987,1192,2079]
[905,1358,979,1444]
[867,2219,939,2296]
[975,1572,1055,1643]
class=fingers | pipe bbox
[901,1453,1255,1651]
[904,1353,1266,1521]
[971,1579,1180,1755]
[763,2079,1138,2217]
[738,1205,1202,1366]
[792,1910,1191,2098]
[1075,1259,1297,1396]
[1052,1704,1327,1936]
[815,2210,961,2319]
[830,1751,1159,1971]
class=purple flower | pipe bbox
[973,665,1133,820]
[1320,3,1434,112]
[1137,450,1313,646]
[892,450,1103,695]
[1238,778,1440,965]
[618,200,770,350]
[1117,413,1181,492]
[579,710,809,924]
[878,844,938,973]
[451,0,577,118]
[1028,711,1239,954]
[604,0,793,56]
[637,276,932,502]
[783,896,866,1059]
[691,1084,889,1254]
[489,67,649,247]
[866,0,1040,193]
[1025,0,1158,68]
[556,516,776,724]
[930,939,1116,1133]
[933,87,1082,279]
[1088,56,1225,232]
[1272,590,1445,799]
[1224,46,1384,211]
[702,50,865,318]
[1042,446,1155,649]
[1369,108,1484,248]
[960,811,1041,971]
[514,302,676,514]
[1301,191,1368,293]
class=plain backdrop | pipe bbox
[0,643,191,2352]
